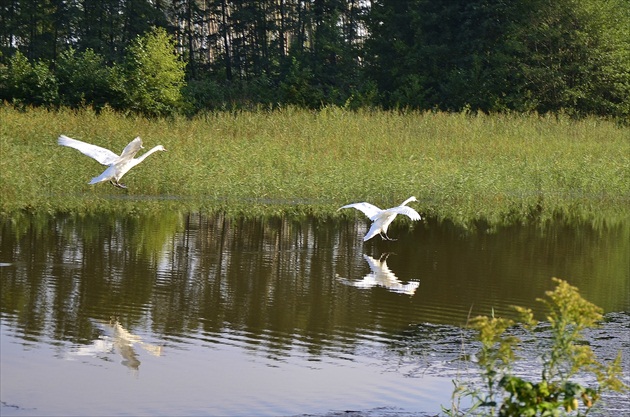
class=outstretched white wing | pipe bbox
[338,202,383,219]
[386,206,421,221]
[118,137,143,161]
[58,135,120,166]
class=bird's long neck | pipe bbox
[136,146,163,162]
[400,197,415,206]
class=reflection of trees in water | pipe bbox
[401,217,630,320]
[152,213,379,357]
[1,212,628,358]
[0,211,183,346]
[0,212,381,356]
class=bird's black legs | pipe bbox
[110,180,127,189]
[379,233,397,241]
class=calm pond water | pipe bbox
[1,212,629,416]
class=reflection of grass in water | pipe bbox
[2,210,184,263]
[1,106,628,226]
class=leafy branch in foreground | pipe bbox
[445,278,627,416]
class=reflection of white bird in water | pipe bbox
[338,254,420,295]
[68,319,162,371]
[339,196,421,241]
[58,135,166,188]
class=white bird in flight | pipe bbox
[58,135,166,189]
[339,196,421,241]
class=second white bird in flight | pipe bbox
[339,196,421,241]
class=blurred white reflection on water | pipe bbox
[1,313,452,417]
[66,319,163,372]
[337,253,420,295]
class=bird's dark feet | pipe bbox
[380,233,397,241]
[110,180,127,189]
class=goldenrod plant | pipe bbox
[445,278,627,416]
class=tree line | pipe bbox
[0,0,628,119]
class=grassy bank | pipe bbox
[1,106,628,225]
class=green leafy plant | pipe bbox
[446,278,627,416]
[122,27,187,117]
[2,52,58,107]
[56,48,116,110]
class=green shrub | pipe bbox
[56,48,116,110]
[123,27,187,117]
[2,52,58,107]
[446,278,628,416]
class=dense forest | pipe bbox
[0,0,628,118]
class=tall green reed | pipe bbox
[1,106,628,225]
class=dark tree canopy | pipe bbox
[0,0,628,119]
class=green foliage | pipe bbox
[56,48,116,110]
[363,0,630,119]
[1,1,629,119]
[446,278,628,416]
[122,27,187,117]
[468,314,520,409]
[1,52,58,107]
[182,77,230,113]
[509,0,630,119]
[278,56,322,108]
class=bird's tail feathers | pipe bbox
[363,225,381,241]
[89,172,110,185]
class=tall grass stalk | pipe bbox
[1,106,628,225]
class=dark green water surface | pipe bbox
[1,212,628,416]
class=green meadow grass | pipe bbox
[1,105,628,226]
